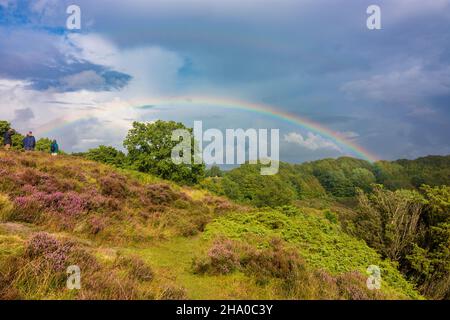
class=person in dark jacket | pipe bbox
[50,140,59,156]
[23,131,36,151]
[3,129,14,150]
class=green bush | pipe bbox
[202,209,421,299]
[0,193,13,221]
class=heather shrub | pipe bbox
[115,254,154,281]
[81,189,121,212]
[242,238,305,280]
[26,232,76,272]
[99,174,129,198]
[77,269,143,300]
[12,194,44,223]
[204,196,236,214]
[12,190,87,227]
[158,284,188,300]
[193,238,240,274]
[20,158,37,168]
[0,232,101,299]
[336,271,385,300]
[144,183,180,205]
[14,168,76,193]
[16,168,49,186]
[88,216,107,235]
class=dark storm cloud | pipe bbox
[14,107,34,122]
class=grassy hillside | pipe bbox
[0,150,421,299]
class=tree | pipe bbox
[36,138,53,152]
[123,121,205,184]
[11,132,25,150]
[206,165,223,177]
[0,121,11,146]
[356,185,423,261]
[84,145,127,168]
[314,169,353,197]
[217,163,296,207]
[406,185,450,299]
[350,168,376,193]
[0,121,10,137]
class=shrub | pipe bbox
[324,210,338,224]
[158,284,188,300]
[88,216,107,235]
[13,190,87,227]
[204,196,236,214]
[193,238,240,274]
[25,232,73,271]
[116,255,154,282]
[99,174,129,198]
[78,269,141,300]
[83,145,127,168]
[243,238,304,280]
[0,193,13,221]
[144,184,180,205]
[335,271,385,300]
[81,189,121,212]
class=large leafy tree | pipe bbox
[220,163,296,207]
[0,120,10,137]
[0,121,23,149]
[406,185,450,299]
[355,185,423,261]
[84,145,128,168]
[123,120,205,184]
[11,132,25,150]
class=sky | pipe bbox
[0,0,449,163]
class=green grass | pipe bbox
[122,236,281,299]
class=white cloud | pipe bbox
[65,33,185,97]
[284,132,342,152]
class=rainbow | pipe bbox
[34,96,378,162]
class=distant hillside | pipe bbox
[202,155,450,207]
[0,150,421,299]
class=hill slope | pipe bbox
[0,151,420,299]
[202,156,450,207]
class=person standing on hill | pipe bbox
[23,131,36,151]
[3,129,15,150]
[50,140,59,156]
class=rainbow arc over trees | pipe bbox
[35,96,378,162]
